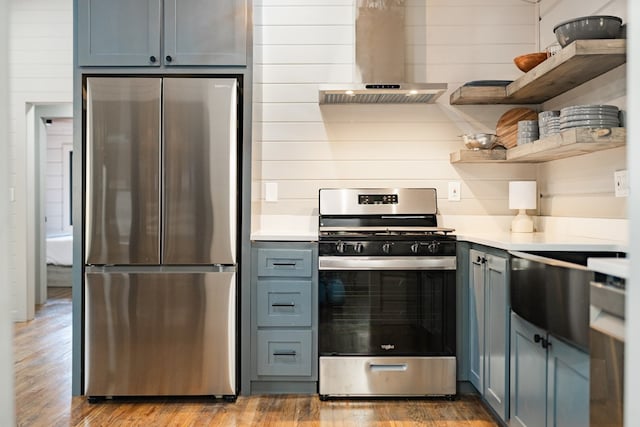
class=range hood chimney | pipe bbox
[319,0,447,104]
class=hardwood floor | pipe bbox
[14,288,499,427]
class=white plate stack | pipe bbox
[559,105,620,131]
[538,110,560,139]
[517,120,539,145]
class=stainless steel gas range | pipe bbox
[317,188,457,399]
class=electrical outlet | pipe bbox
[448,181,461,201]
[614,170,629,197]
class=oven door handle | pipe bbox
[318,256,456,271]
[369,363,408,372]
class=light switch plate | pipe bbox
[448,181,461,201]
[265,182,278,202]
[614,170,629,197]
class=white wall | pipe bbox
[45,118,73,235]
[1,0,16,423]
[252,0,539,228]
[2,0,628,324]
[8,0,73,320]
[537,0,627,219]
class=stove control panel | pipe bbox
[320,237,456,257]
[358,194,398,205]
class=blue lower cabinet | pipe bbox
[547,337,590,427]
[510,313,547,427]
[256,280,312,327]
[250,242,318,394]
[510,312,589,427]
[468,247,510,422]
[256,330,312,376]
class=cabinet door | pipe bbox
[484,254,509,421]
[468,249,485,392]
[510,313,547,427]
[77,0,161,66]
[547,337,589,427]
[163,0,247,66]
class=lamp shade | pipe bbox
[509,181,537,210]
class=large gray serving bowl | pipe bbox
[553,15,623,47]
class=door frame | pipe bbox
[27,103,73,306]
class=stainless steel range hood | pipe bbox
[319,1,447,105]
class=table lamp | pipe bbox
[509,181,536,233]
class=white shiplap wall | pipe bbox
[252,0,538,227]
[4,0,628,321]
[45,118,73,235]
[538,0,627,218]
[9,0,73,320]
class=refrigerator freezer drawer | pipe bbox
[84,271,236,397]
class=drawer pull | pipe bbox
[272,302,295,307]
[273,262,297,267]
[369,363,407,372]
[273,350,297,357]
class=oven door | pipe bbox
[318,256,456,357]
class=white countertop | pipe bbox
[457,231,627,252]
[251,229,626,252]
[251,215,628,252]
[587,257,629,279]
[250,230,318,242]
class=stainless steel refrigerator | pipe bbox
[83,77,238,399]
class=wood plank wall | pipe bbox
[252,0,629,227]
[252,0,538,226]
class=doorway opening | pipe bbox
[28,103,73,307]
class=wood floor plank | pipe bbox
[15,287,499,426]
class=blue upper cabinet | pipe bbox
[77,0,162,66]
[164,0,247,66]
[77,0,247,67]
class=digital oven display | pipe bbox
[358,194,398,205]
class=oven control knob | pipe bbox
[427,241,440,254]
[382,242,392,254]
[336,241,346,254]
[410,242,421,254]
[353,242,364,253]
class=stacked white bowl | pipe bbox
[517,120,539,145]
[559,105,620,130]
[538,110,560,139]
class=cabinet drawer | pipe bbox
[257,248,312,277]
[256,330,312,377]
[257,280,312,327]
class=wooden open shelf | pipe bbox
[450,39,626,105]
[449,148,506,163]
[450,127,626,164]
